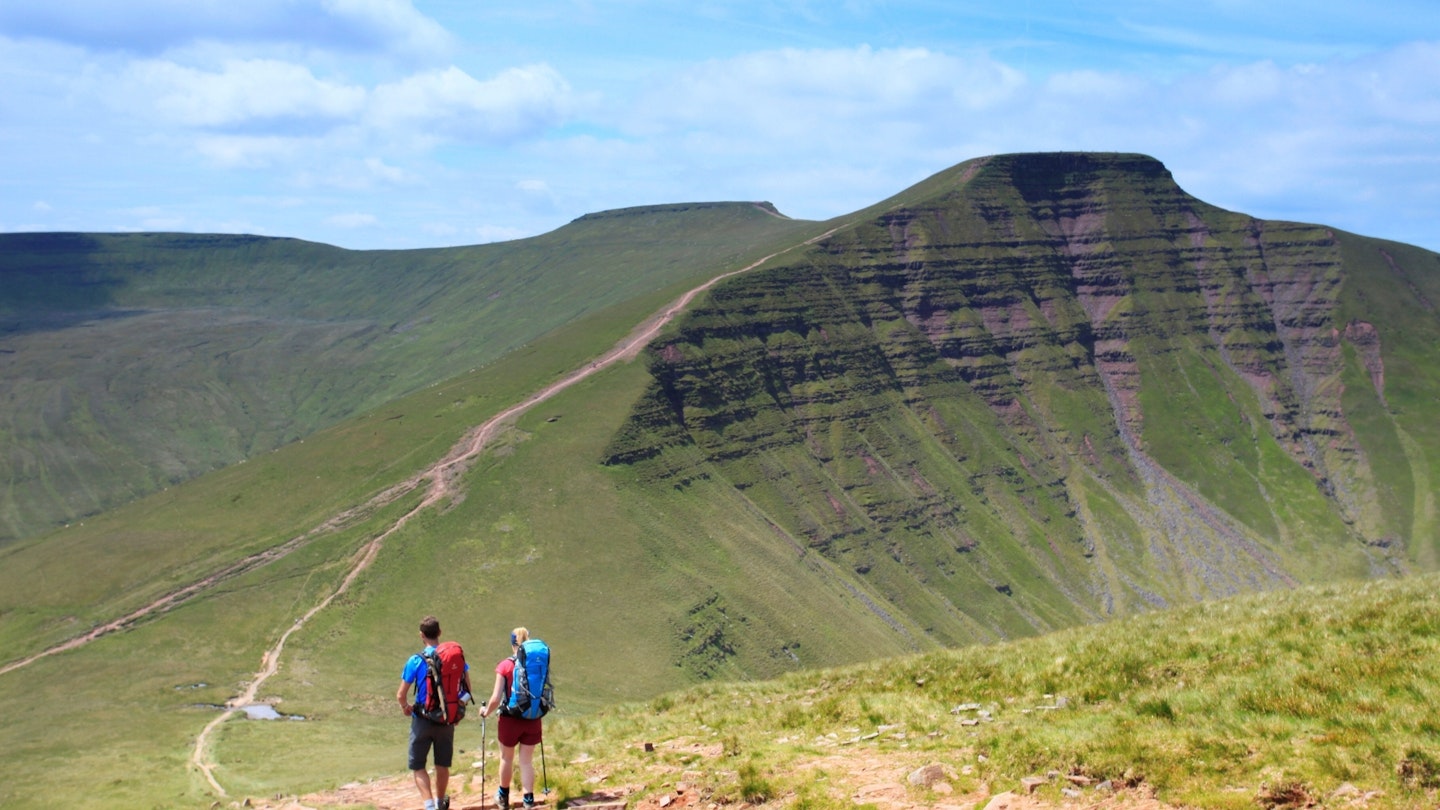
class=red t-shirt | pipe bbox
[495,656,515,696]
[493,655,542,742]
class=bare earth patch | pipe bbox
[245,747,1182,810]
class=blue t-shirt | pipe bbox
[402,646,469,707]
[403,646,435,707]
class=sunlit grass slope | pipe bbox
[0,279,660,660]
[0,204,819,543]
[0,219,912,807]
[0,299,929,808]
[2,154,1439,809]
[547,572,1440,810]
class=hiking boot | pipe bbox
[438,798,450,810]
[495,788,510,810]
[523,792,536,808]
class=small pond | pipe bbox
[241,704,305,720]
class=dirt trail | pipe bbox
[246,742,1180,810]
[180,227,845,797]
[0,225,833,683]
[0,532,314,678]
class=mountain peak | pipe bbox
[974,151,1177,198]
[571,200,787,223]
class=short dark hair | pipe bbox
[419,616,441,641]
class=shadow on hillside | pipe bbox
[0,307,149,338]
[1,233,133,334]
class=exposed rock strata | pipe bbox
[605,152,1431,645]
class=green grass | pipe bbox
[0,232,913,807]
[548,572,1440,810]
[0,207,823,544]
[3,153,1440,809]
[0,236,825,660]
[0,494,396,808]
[1335,232,1440,567]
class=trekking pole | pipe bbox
[481,714,488,807]
[540,738,549,796]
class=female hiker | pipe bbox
[480,626,548,810]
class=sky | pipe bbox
[1,1,1437,252]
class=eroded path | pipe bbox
[243,742,1181,810]
[182,228,844,796]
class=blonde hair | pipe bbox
[510,627,530,646]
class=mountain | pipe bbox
[602,152,1440,643]
[0,206,818,543]
[0,152,1437,808]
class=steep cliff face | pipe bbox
[606,152,1437,643]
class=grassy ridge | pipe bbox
[0,206,821,543]
[0,225,918,807]
[2,154,1439,808]
[547,571,1440,810]
[0,256,762,660]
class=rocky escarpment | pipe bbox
[606,152,1429,645]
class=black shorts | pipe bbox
[408,713,456,771]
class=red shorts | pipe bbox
[497,714,543,747]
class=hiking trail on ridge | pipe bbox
[182,227,843,796]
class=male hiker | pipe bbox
[398,615,471,810]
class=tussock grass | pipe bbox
[542,573,1440,809]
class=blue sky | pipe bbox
[1,1,1437,251]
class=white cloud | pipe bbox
[1041,68,1146,101]
[126,58,366,128]
[531,37,1435,253]
[473,224,530,243]
[62,53,579,169]
[321,0,453,59]
[2,5,1437,253]
[326,212,379,228]
[368,64,574,143]
[1350,42,1440,124]
[629,46,1025,140]
[363,157,412,184]
[192,133,307,168]
[0,0,451,59]
[67,50,578,153]
[293,156,419,191]
[1206,60,1288,106]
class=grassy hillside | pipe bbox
[0,288,924,808]
[0,204,820,543]
[542,571,1440,810]
[0,219,912,806]
[603,153,1440,641]
[1,152,1438,808]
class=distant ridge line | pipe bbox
[572,200,788,222]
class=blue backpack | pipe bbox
[503,638,554,720]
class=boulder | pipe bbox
[907,763,946,787]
